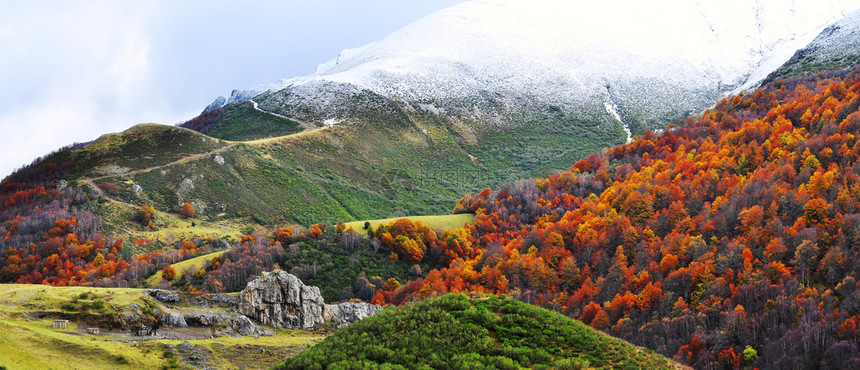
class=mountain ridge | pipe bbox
[211,0,860,135]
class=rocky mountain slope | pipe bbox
[765,8,860,82]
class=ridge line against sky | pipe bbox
[0,0,465,180]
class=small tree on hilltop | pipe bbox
[135,204,156,225]
[179,202,195,218]
[161,265,176,281]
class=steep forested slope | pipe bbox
[321,70,860,368]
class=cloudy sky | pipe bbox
[0,0,464,179]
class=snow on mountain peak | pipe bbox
[258,0,860,131]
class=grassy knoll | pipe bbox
[145,250,226,287]
[0,318,165,369]
[7,123,228,183]
[277,293,677,369]
[344,213,475,235]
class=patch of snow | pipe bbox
[418,103,444,115]
[323,118,340,126]
[603,100,632,143]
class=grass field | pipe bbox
[91,198,243,249]
[0,315,321,370]
[0,318,166,369]
[144,250,227,287]
[343,213,476,235]
[0,284,323,369]
[0,284,155,315]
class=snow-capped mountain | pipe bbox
[218,0,860,137]
[765,8,860,82]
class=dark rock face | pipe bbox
[238,271,381,330]
[182,312,231,327]
[146,289,179,303]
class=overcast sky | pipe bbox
[0,0,465,180]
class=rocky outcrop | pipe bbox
[323,301,383,328]
[163,313,187,328]
[191,293,237,308]
[238,270,325,330]
[146,289,179,303]
[182,312,231,327]
[238,271,381,330]
[231,315,273,336]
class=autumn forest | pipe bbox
[3,69,860,368]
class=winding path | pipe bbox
[86,144,237,183]
[249,99,316,130]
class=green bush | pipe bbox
[743,346,758,367]
[275,294,675,369]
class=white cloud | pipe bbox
[0,0,467,180]
[0,1,164,179]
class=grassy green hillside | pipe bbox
[276,293,678,369]
[85,105,622,226]
[7,123,228,183]
[205,101,304,141]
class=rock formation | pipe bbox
[163,313,187,328]
[324,301,383,328]
[146,289,179,303]
[238,270,381,330]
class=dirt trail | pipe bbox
[249,99,316,130]
[86,144,237,184]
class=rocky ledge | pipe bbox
[238,270,382,330]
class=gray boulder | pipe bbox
[231,315,257,336]
[163,313,187,328]
[230,315,272,336]
[324,302,384,328]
